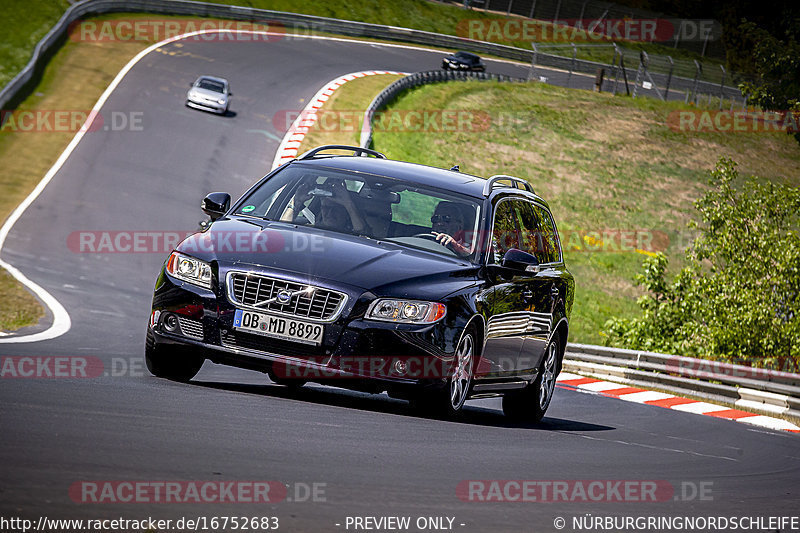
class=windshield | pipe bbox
[197,80,225,93]
[234,164,482,261]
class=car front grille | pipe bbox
[228,273,346,322]
[176,316,204,340]
[220,330,326,359]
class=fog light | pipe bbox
[163,313,179,332]
[394,359,408,375]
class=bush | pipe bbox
[603,158,800,372]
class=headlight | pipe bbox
[367,299,446,324]
[166,251,212,289]
[217,98,226,105]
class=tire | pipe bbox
[144,329,204,382]
[412,326,475,416]
[502,332,562,422]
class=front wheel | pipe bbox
[502,332,562,422]
[145,329,204,382]
[412,327,475,416]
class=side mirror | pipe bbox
[201,192,231,221]
[228,91,233,96]
[501,248,539,272]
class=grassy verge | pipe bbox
[1,0,726,92]
[369,81,800,344]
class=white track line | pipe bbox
[0,29,475,342]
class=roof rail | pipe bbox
[298,145,387,160]
[483,174,535,196]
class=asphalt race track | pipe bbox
[1,35,798,532]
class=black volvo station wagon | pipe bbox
[146,145,574,420]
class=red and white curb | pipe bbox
[556,372,800,434]
[271,70,407,170]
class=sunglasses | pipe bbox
[431,214,456,224]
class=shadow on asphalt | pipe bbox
[187,379,614,432]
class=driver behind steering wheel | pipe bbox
[431,202,470,257]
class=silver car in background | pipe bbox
[186,76,231,114]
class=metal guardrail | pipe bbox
[359,69,522,148]
[1,0,744,111]
[564,343,800,422]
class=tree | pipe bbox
[737,20,800,114]
[603,158,800,372]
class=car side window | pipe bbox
[490,199,522,264]
[515,202,544,259]
[532,205,561,263]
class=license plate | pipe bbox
[233,309,323,346]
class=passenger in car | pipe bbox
[431,202,470,257]
[282,180,366,235]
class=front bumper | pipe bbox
[149,268,460,391]
[186,97,227,114]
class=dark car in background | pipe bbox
[146,145,573,421]
[442,51,486,72]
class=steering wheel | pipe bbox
[412,233,439,241]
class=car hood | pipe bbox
[177,218,479,296]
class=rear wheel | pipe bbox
[502,332,562,422]
[144,329,204,382]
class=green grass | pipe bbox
[371,80,800,344]
[0,0,72,89]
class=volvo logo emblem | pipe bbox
[276,290,293,304]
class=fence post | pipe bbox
[567,43,577,88]
[608,45,619,93]
[506,0,514,16]
[528,42,538,81]
[718,65,726,110]
[690,59,702,105]
[554,0,562,21]
[620,54,630,96]
[664,55,674,101]
[528,0,537,18]
[632,50,646,98]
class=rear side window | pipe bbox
[532,205,561,263]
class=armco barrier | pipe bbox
[564,343,800,422]
[359,69,522,148]
[1,0,742,111]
